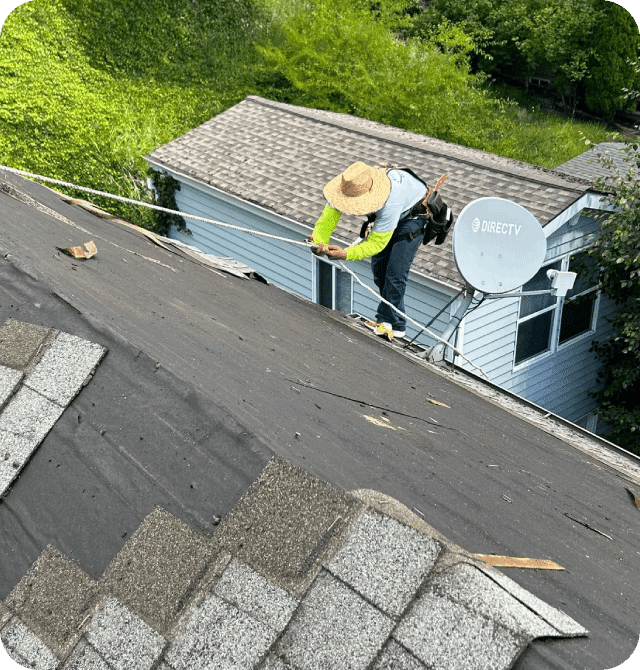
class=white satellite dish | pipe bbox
[452,197,547,294]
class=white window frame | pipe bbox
[313,257,354,313]
[513,250,600,371]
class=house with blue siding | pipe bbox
[145,96,617,435]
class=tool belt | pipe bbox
[359,167,454,246]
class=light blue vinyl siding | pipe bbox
[168,176,460,350]
[352,267,459,348]
[170,181,314,300]
[457,210,618,426]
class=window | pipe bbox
[316,259,353,313]
[515,261,560,364]
[515,251,599,366]
[559,252,598,344]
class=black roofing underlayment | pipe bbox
[1,170,639,669]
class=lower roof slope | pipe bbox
[146,96,594,288]
[1,170,639,670]
[555,141,638,185]
[2,458,588,670]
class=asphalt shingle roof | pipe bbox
[146,96,595,288]
[1,458,588,670]
[555,141,638,185]
[2,169,639,669]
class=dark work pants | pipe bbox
[371,218,424,331]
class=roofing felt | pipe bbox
[1,170,640,669]
[2,458,589,670]
[145,96,596,288]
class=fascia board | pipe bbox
[146,158,463,296]
[543,191,617,238]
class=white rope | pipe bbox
[0,165,312,248]
[338,262,489,379]
[1,164,488,378]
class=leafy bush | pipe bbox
[0,0,267,228]
[583,143,640,452]
[0,0,617,235]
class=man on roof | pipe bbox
[310,161,428,341]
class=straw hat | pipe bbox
[323,162,391,215]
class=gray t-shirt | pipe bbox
[372,169,426,234]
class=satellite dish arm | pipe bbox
[426,289,475,363]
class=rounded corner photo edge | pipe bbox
[0,640,24,670]
[0,1,33,37]
[609,0,640,27]
[610,639,640,670]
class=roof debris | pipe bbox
[625,487,640,513]
[57,241,97,259]
[564,512,613,541]
[475,555,565,570]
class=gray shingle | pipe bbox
[146,96,593,289]
[99,507,217,635]
[63,640,110,670]
[5,546,99,659]
[325,510,441,618]
[214,558,299,632]
[371,640,427,670]
[24,332,106,407]
[0,365,22,409]
[165,593,277,670]
[0,386,65,495]
[0,319,51,371]
[428,563,560,639]
[1,617,58,670]
[213,457,363,596]
[84,598,166,670]
[394,591,526,670]
[475,564,589,637]
[277,571,394,670]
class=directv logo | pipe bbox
[471,218,521,236]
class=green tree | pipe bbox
[409,0,640,118]
[521,0,601,114]
[252,0,512,147]
[585,143,640,451]
[584,0,640,118]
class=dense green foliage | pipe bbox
[0,0,617,234]
[410,0,640,117]
[585,1,640,117]
[584,145,640,452]
[0,0,268,231]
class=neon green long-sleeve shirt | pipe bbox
[311,205,393,261]
[311,205,342,245]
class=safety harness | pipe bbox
[358,167,454,246]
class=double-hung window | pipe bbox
[514,251,599,366]
[316,258,353,313]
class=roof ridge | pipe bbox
[244,96,591,193]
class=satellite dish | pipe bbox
[452,197,547,294]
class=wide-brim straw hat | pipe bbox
[323,162,391,215]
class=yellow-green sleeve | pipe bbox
[346,231,393,261]
[311,205,342,245]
